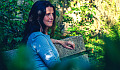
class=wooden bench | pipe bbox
[0,35,90,70]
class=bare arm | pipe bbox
[51,39,75,49]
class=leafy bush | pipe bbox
[62,1,104,69]
[0,0,33,51]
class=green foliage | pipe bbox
[103,22,120,69]
[63,15,73,22]
[65,2,96,39]
[62,1,106,70]
[0,0,34,51]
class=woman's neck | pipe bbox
[40,26,48,35]
[44,27,48,35]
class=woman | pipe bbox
[23,1,75,70]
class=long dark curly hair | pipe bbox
[22,1,56,43]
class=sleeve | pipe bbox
[30,35,60,68]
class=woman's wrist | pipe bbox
[51,39,75,49]
[51,39,61,44]
[55,40,63,44]
[51,39,64,44]
[57,40,64,45]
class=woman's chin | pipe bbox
[47,23,53,27]
[47,24,53,27]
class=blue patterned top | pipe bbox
[27,32,60,70]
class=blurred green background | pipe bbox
[0,0,120,70]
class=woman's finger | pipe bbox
[67,41,75,49]
[65,46,73,49]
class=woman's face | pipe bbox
[43,7,54,27]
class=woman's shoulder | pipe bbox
[31,32,44,36]
[29,32,44,38]
[28,32,50,40]
[27,32,50,46]
[27,32,45,43]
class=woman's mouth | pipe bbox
[48,21,53,23]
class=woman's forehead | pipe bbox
[46,7,54,13]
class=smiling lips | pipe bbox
[48,21,53,23]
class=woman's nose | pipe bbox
[49,14,54,20]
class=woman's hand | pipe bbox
[51,39,75,50]
[61,41,75,50]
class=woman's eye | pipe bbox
[45,13,54,17]
[46,13,50,16]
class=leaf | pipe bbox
[14,37,23,42]
[90,14,93,18]
[67,27,73,31]
[9,0,12,2]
